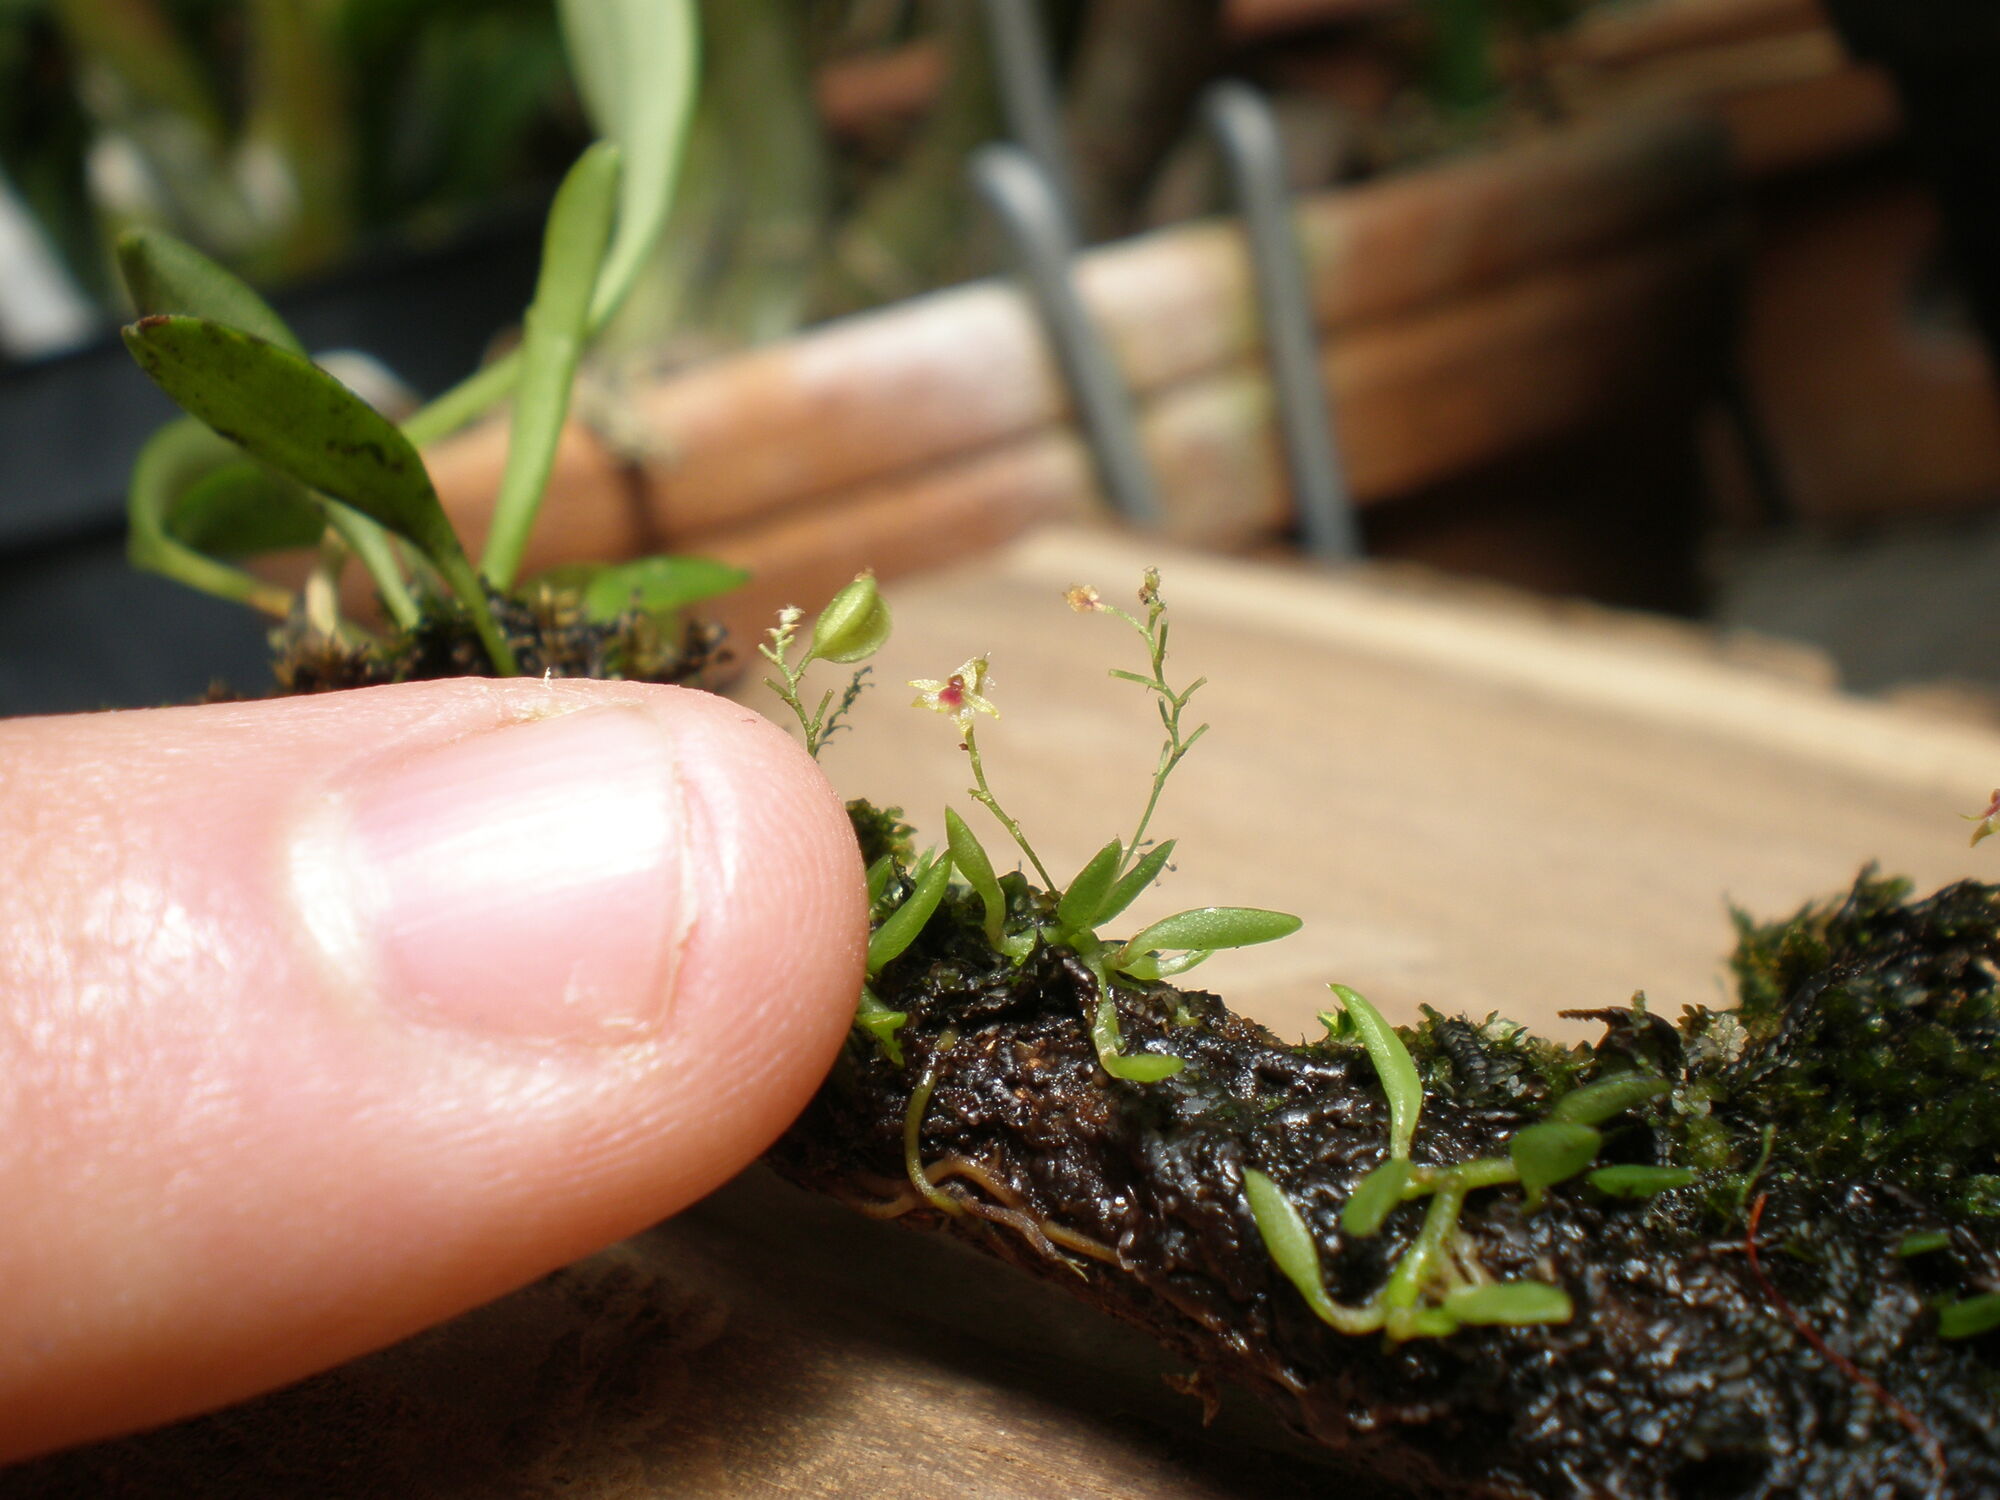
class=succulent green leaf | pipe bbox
[1549,1073,1670,1127]
[1444,1280,1574,1327]
[124,316,454,564]
[1244,1168,1379,1334]
[1095,840,1176,927]
[1113,907,1301,971]
[121,314,515,671]
[1898,1230,1952,1258]
[1341,1158,1413,1238]
[117,228,303,354]
[1510,1123,1603,1211]
[867,854,953,977]
[1327,984,1423,1161]
[558,0,699,327]
[1101,1050,1185,1082]
[1058,839,1124,937]
[807,572,893,664]
[946,808,1008,946]
[482,141,623,588]
[1586,1164,1696,1199]
[166,463,325,557]
[536,555,750,622]
[865,853,896,907]
[1939,1292,2000,1339]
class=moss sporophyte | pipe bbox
[103,47,2000,1488]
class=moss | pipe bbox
[770,811,2000,1499]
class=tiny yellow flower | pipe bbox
[1065,584,1103,613]
[910,656,999,729]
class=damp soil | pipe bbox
[769,808,2000,1499]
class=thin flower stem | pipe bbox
[965,724,1055,887]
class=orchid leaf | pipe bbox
[122,315,517,672]
[1549,1073,1670,1127]
[867,854,954,977]
[1113,906,1300,969]
[1510,1123,1602,1211]
[1444,1281,1573,1327]
[1096,840,1176,927]
[482,141,622,588]
[1326,984,1423,1161]
[946,808,1009,947]
[117,227,302,354]
[1058,839,1124,937]
[1341,1158,1413,1238]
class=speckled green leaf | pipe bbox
[1445,1281,1573,1326]
[1327,984,1423,1161]
[117,227,303,354]
[867,854,954,977]
[1511,1123,1602,1211]
[1586,1165,1695,1199]
[1058,839,1125,936]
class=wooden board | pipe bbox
[22,529,2000,1497]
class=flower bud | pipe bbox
[808,572,892,664]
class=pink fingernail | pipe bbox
[318,706,688,1042]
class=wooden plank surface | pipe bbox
[20,529,2000,1497]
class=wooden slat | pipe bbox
[423,113,1730,559]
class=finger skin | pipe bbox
[0,678,865,1459]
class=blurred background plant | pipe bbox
[0,0,1630,367]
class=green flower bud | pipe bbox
[808,571,892,663]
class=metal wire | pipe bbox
[1204,80,1359,560]
[970,142,1163,526]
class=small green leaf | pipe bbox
[1101,1051,1185,1082]
[1939,1293,2000,1339]
[1586,1165,1696,1199]
[121,314,516,673]
[1341,1158,1412,1238]
[483,140,623,588]
[946,808,1008,946]
[1327,984,1423,1161]
[1510,1123,1603,1211]
[1113,906,1301,969]
[867,854,954,977]
[1444,1280,1574,1327]
[1548,1073,1669,1127]
[854,986,908,1067]
[1095,840,1176,927]
[807,572,893,664]
[1244,1168,1379,1334]
[166,463,325,557]
[537,555,749,622]
[1898,1230,1952,1258]
[1058,839,1124,937]
[117,227,303,354]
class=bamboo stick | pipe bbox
[427,113,1731,554]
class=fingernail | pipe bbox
[301,706,690,1042]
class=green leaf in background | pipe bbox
[1939,1293,2000,1340]
[1057,839,1124,937]
[1095,840,1176,928]
[1510,1123,1603,1212]
[1548,1073,1670,1127]
[481,140,622,588]
[1443,1280,1573,1327]
[166,463,325,557]
[1325,984,1423,1161]
[122,314,518,673]
[531,554,749,623]
[556,0,700,328]
[126,416,294,617]
[116,227,304,354]
[1586,1165,1696,1200]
